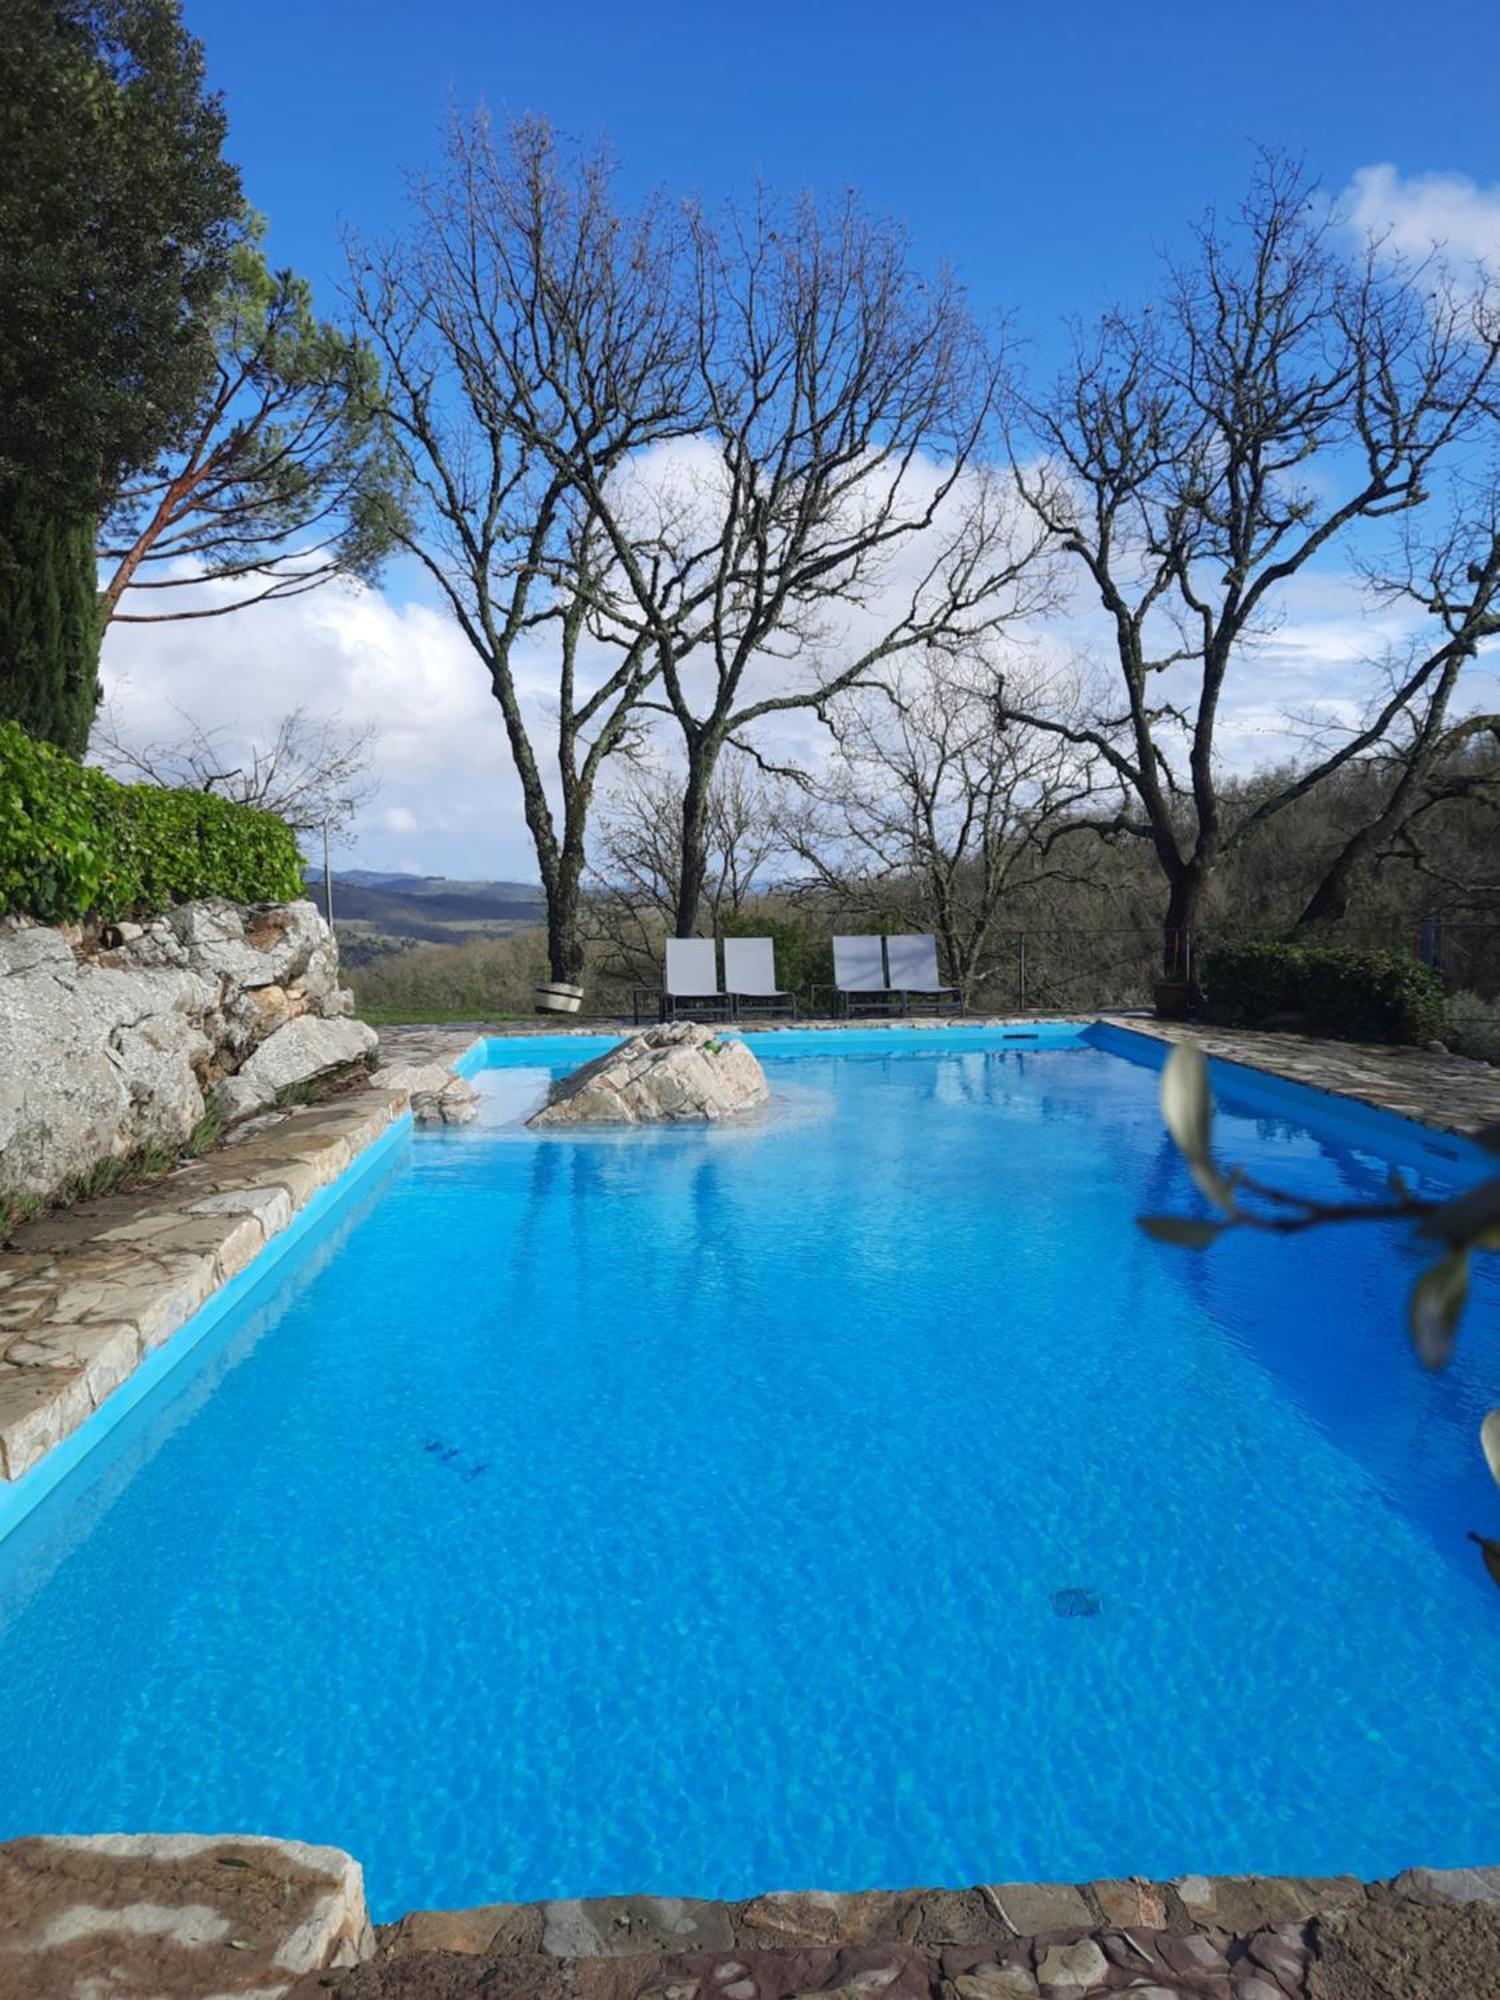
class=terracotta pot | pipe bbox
[1152,977,1196,1021]
[534,980,584,1016]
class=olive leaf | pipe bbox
[1160,1043,1212,1164]
[1140,1214,1232,1249]
[1482,1411,1500,1488]
[1408,1250,1471,1370]
[1159,1043,1236,1214]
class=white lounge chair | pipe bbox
[660,937,728,1021]
[723,936,795,1018]
[885,934,962,1014]
[831,934,900,1017]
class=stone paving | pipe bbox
[6,1845,1495,2000]
[0,1083,408,1482]
[295,1869,1500,2000]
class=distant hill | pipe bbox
[308,870,547,960]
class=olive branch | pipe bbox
[1140,1042,1500,1584]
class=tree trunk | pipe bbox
[1161,868,1204,981]
[546,852,586,985]
[673,736,719,938]
[1296,846,1363,928]
[0,484,102,758]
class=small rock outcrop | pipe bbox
[375,1062,481,1126]
[528,1022,769,1128]
[0,899,376,1201]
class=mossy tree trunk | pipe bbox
[0,484,102,758]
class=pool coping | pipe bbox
[0,1082,413,1517]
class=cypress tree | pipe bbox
[0,487,101,758]
[0,2,242,754]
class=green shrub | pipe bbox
[0,721,305,924]
[1201,937,1445,1046]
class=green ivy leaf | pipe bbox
[1409,1250,1471,1370]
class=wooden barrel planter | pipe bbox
[533,980,585,1016]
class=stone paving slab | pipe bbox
[0,1833,372,1999]
[0,1084,407,1482]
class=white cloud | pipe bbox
[99,575,541,880]
[1342,163,1500,272]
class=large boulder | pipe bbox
[528,1022,769,1127]
[212,1014,378,1122]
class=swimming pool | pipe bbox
[0,1022,1496,1919]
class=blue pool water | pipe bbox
[1,1023,1497,1917]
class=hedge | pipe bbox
[0,720,305,924]
[1200,937,1445,1047]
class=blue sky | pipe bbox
[189,0,1500,361]
[105,2,1500,880]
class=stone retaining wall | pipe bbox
[0,898,376,1204]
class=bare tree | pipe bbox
[92,699,380,837]
[586,751,786,988]
[781,658,1101,1002]
[576,191,1053,938]
[1002,154,1500,976]
[1295,485,1500,926]
[346,116,696,985]
[100,226,403,625]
